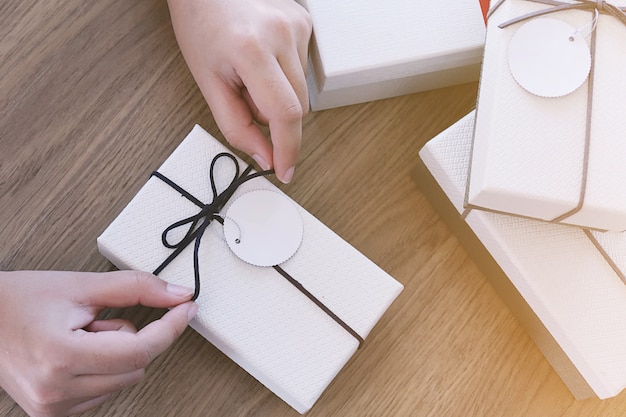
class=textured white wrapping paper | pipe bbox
[468,0,626,231]
[298,0,486,110]
[97,125,403,413]
[420,111,626,399]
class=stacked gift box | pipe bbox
[297,0,489,110]
[418,0,626,400]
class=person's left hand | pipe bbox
[0,270,197,417]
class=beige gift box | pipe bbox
[298,0,487,110]
[419,111,626,400]
[468,0,626,231]
[97,125,403,413]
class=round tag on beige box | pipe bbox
[508,17,592,98]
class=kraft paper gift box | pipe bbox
[297,0,488,111]
[97,125,403,413]
[418,111,626,400]
[468,0,626,231]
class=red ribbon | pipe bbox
[481,0,491,22]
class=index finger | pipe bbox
[72,301,197,375]
[73,270,194,309]
[239,57,304,183]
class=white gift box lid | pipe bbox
[299,0,487,110]
[468,0,626,231]
[420,111,626,400]
[97,125,403,413]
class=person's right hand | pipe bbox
[0,270,198,417]
[168,0,313,184]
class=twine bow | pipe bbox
[488,0,626,27]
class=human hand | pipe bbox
[0,270,198,417]
[168,0,313,184]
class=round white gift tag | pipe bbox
[508,17,591,98]
[223,189,303,267]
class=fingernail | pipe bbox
[166,283,194,297]
[252,154,271,171]
[280,166,295,184]
[187,303,199,321]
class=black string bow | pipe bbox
[151,152,272,301]
[150,152,364,347]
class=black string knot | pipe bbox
[149,151,364,347]
[151,152,273,301]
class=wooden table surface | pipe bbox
[3,1,626,416]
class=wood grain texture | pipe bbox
[2,1,626,416]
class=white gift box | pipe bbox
[468,0,626,231]
[298,0,487,111]
[97,126,403,413]
[419,111,626,400]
